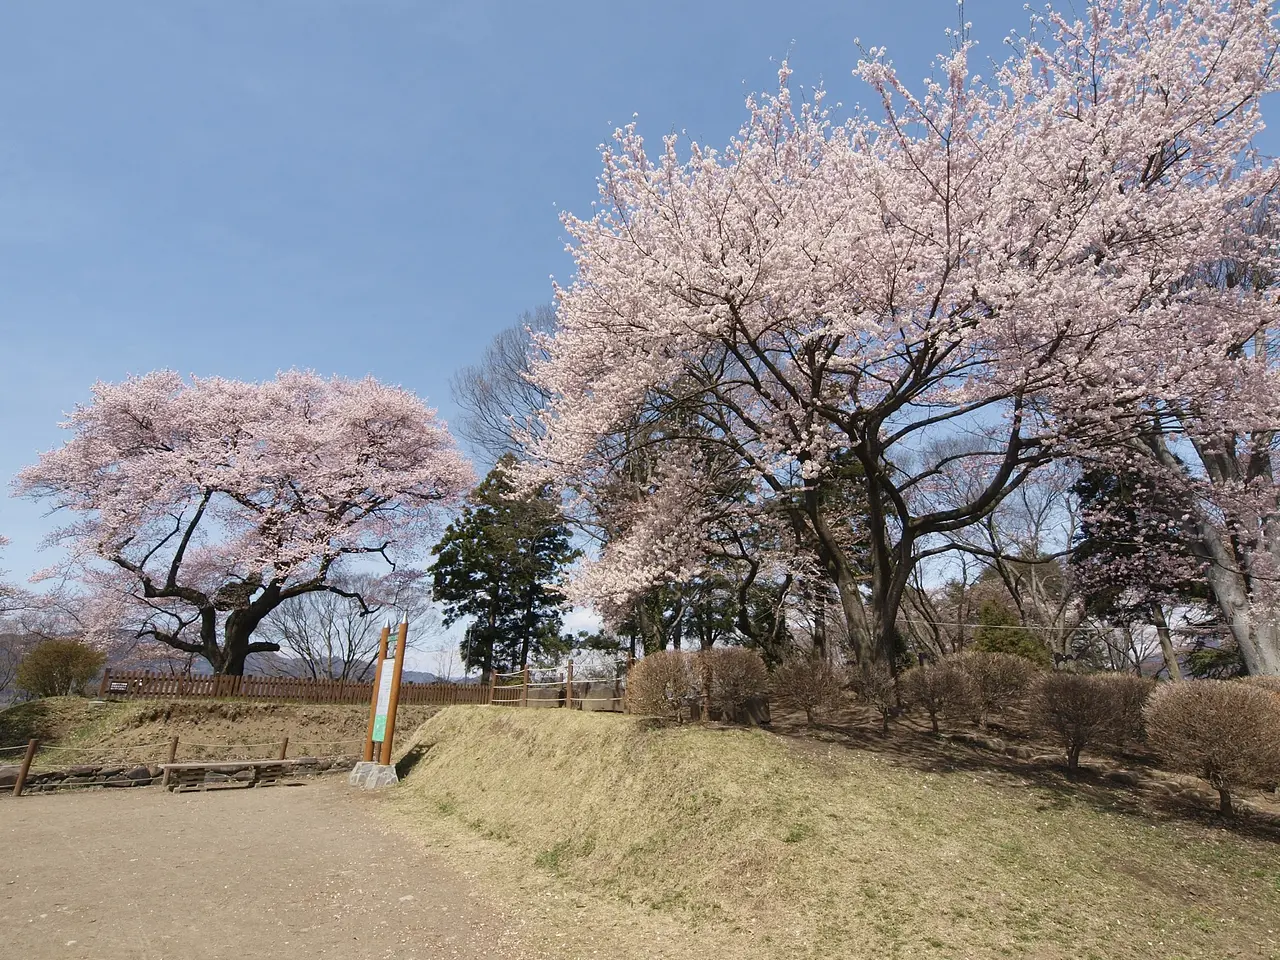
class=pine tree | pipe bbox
[972,599,1051,666]
[1071,467,1219,679]
[430,455,578,679]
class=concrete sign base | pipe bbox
[348,761,399,790]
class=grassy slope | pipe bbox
[0,696,440,768]
[390,707,1280,960]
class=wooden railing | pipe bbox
[97,668,491,706]
[97,664,624,710]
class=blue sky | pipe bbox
[0,0,1045,582]
[2,0,1269,591]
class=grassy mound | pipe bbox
[392,707,1280,960]
[0,696,439,769]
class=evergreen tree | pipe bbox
[430,455,578,679]
[1071,467,1207,618]
[972,599,1051,666]
[1071,466,1218,678]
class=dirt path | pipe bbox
[0,780,535,960]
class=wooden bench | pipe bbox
[160,760,292,793]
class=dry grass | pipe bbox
[389,706,1280,960]
[0,696,440,769]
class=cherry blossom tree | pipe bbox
[525,0,1280,670]
[0,535,36,699]
[0,535,29,620]
[1108,197,1280,676]
[15,371,473,675]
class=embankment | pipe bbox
[389,706,1280,960]
[1,695,439,769]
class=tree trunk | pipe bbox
[1150,605,1183,682]
[811,584,828,661]
[1151,431,1280,677]
[518,588,535,669]
[635,596,666,656]
[1205,565,1280,676]
[1218,786,1233,816]
[217,616,259,676]
[1067,745,1081,777]
[211,600,284,676]
[484,595,498,680]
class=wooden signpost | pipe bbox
[350,617,409,789]
[378,619,409,765]
[362,624,392,763]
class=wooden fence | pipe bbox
[98,668,491,706]
[97,663,627,710]
[487,664,628,712]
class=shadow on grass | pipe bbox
[0,699,61,748]
[395,742,433,780]
[768,704,1280,844]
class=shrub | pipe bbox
[901,662,975,734]
[1097,673,1156,746]
[15,639,107,698]
[703,647,769,719]
[626,651,698,722]
[771,655,845,725]
[1238,675,1280,696]
[951,651,1038,725]
[1030,673,1152,775]
[850,664,896,736]
[1143,680,1280,815]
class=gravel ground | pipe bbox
[0,779,535,960]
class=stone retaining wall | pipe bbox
[0,756,360,794]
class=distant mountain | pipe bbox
[109,649,461,684]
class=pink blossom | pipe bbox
[14,370,474,673]
[522,0,1280,670]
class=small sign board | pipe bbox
[372,662,396,741]
[108,681,130,693]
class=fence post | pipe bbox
[565,660,574,709]
[12,739,37,797]
[98,668,110,697]
[278,737,289,761]
[520,665,529,708]
[488,669,496,706]
[160,735,179,788]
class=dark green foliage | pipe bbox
[619,574,791,664]
[431,455,578,678]
[15,639,107,698]
[972,600,1050,666]
[1185,637,1245,679]
[738,577,793,668]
